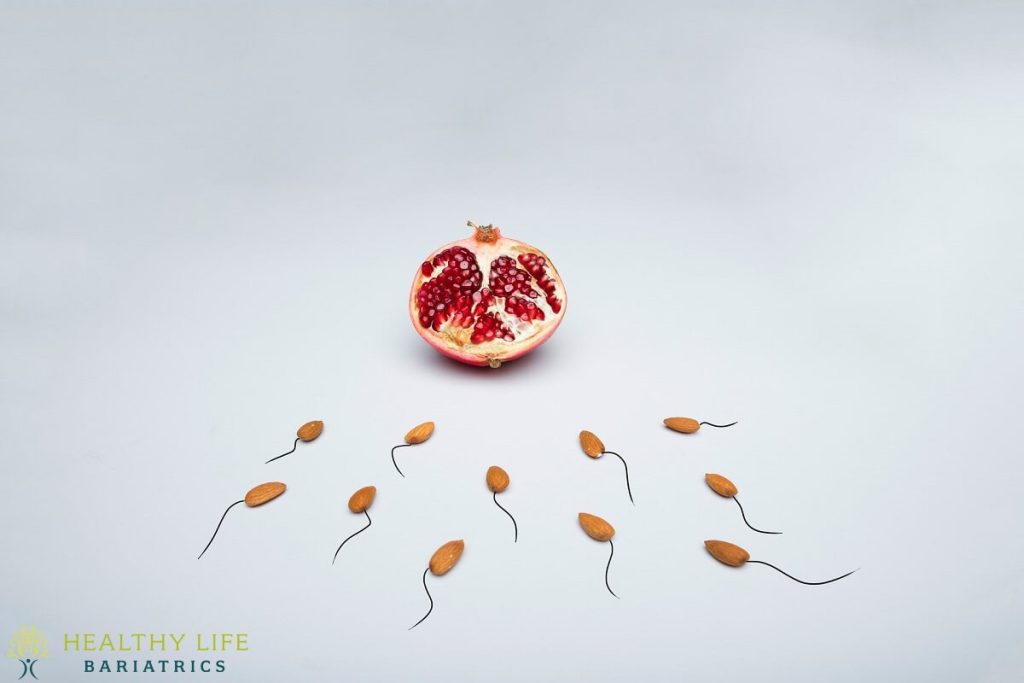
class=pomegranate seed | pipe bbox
[489,255,539,301]
[415,247,485,329]
[469,311,513,344]
[518,252,562,314]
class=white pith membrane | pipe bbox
[409,227,566,366]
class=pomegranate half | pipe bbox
[409,221,567,368]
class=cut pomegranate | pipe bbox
[409,221,567,367]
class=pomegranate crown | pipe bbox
[467,220,500,243]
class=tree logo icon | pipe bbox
[6,626,48,680]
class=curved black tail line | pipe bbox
[493,492,518,542]
[604,451,634,505]
[408,568,434,630]
[605,540,619,599]
[197,499,245,559]
[748,560,857,585]
[699,421,738,429]
[734,496,782,535]
[391,444,411,477]
[266,437,300,464]
[332,511,373,565]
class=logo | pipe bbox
[6,626,48,680]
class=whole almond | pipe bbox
[244,482,287,507]
[578,512,615,541]
[486,466,510,493]
[705,473,738,498]
[405,421,435,445]
[663,417,700,434]
[429,539,465,576]
[579,430,605,458]
[704,539,750,567]
[348,485,377,513]
[297,420,324,442]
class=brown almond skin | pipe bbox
[429,539,465,576]
[579,431,605,458]
[578,512,615,542]
[704,539,750,567]
[486,466,510,493]
[405,421,435,445]
[348,485,377,513]
[297,420,324,442]
[664,417,700,433]
[244,482,287,507]
[705,473,738,498]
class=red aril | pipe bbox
[409,221,567,368]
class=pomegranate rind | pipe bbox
[408,229,567,367]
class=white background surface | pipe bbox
[2,2,1023,681]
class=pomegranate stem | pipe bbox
[466,219,498,242]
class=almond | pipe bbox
[663,417,700,434]
[578,512,615,541]
[244,482,286,507]
[297,420,324,442]
[348,485,377,513]
[486,466,510,493]
[705,473,738,498]
[429,539,465,576]
[578,430,605,458]
[405,421,435,445]
[704,539,749,567]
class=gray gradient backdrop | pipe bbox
[2,2,1023,681]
